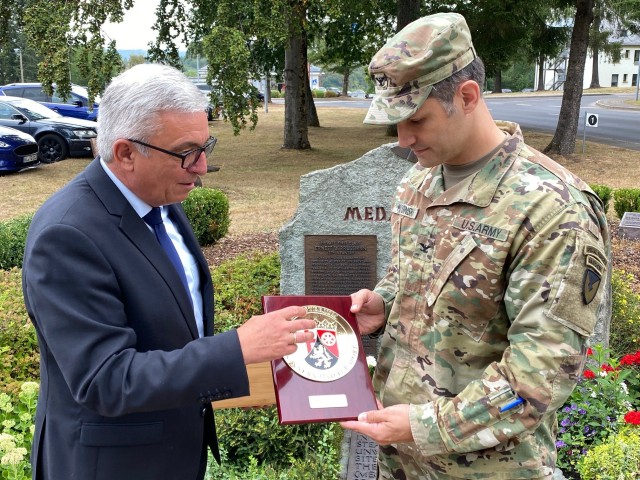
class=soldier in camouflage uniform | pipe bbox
[341,12,610,480]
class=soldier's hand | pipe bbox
[340,403,413,445]
[237,306,316,364]
[350,289,385,335]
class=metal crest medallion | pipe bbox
[283,305,359,382]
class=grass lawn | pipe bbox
[1,103,639,235]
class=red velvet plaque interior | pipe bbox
[262,295,378,424]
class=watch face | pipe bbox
[283,305,359,382]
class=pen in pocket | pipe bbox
[499,396,524,413]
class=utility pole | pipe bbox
[14,48,24,82]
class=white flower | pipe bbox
[0,446,27,465]
[621,382,629,395]
[366,356,377,368]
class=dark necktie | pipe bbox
[143,207,190,296]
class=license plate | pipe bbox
[23,153,38,163]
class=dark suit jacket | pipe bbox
[22,159,249,480]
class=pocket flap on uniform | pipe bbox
[80,422,163,447]
[427,234,478,307]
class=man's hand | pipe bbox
[237,306,316,364]
[340,403,414,445]
[350,289,385,335]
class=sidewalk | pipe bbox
[594,96,640,111]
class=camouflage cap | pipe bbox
[364,12,476,125]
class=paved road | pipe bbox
[301,94,640,151]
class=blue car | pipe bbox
[0,96,97,163]
[0,126,39,173]
[0,83,99,121]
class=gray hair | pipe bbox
[97,64,209,162]
[429,57,486,116]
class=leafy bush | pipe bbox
[324,90,338,98]
[311,89,325,98]
[211,407,342,473]
[182,187,230,247]
[610,269,640,357]
[270,90,282,98]
[0,381,38,480]
[0,215,32,270]
[613,187,640,219]
[211,252,280,332]
[577,428,640,480]
[206,421,342,479]
[589,183,613,214]
[556,345,640,478]
[0,268,39,394]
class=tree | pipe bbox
[544,0,595,155]
[19,0,128,104]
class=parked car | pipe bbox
[327,87,342,96]
[350,89,367,98]
[0,96,97,163]
[0,126,39,173]
[0,83,99,121]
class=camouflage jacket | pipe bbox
[373,122,610,479]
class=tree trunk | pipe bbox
[544,0,594,156]
[493,71,502,93]
[306,66,320,127]
[386,0,421,138]
[589,13,601,89]
[283,0,310,150]
[537,53,546,91]
[342,68,350,96]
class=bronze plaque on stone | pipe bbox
[304,235,377,295]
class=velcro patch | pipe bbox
[392,203,418,219]
[582,268,601,305]
[452,217,509,241]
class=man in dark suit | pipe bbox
[22,64,315,480]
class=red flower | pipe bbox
[624,411,640,425]
[586,347,593,356]
[583,369,596,379]
[620,351,640,366]
[601,364,616,373]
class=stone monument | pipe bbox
[279,143,413,480]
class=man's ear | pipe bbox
[458,80,481,114]
[112,139,136,172]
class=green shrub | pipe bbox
[182,187,230,247]
[613,187,640,220]
[589,183,613,214]
[0,214,32,270]
[0,381,38,480]
[0,268,39,393]
[324,90,338,98]
[211,407,342,473]
[610,268,640,358]
[211,252,280,332]
[270,90,282,98]
[311,89,325,98]
[578,428,640,480]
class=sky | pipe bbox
[102,0,165,51]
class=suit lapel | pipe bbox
[84,159,200,339]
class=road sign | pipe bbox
[586,113,599,128]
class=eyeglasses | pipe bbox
[128,136,217,169]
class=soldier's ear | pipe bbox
[458,80,480,113]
